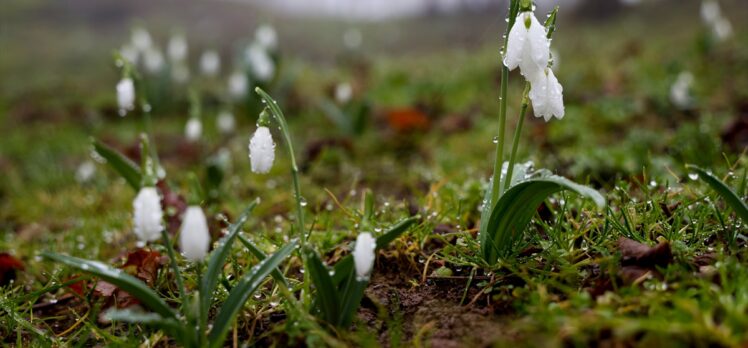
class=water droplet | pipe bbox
[299,197,308,207]
[688,173,699,180]
[492,136,500,144]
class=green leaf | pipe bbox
[104,308,184,337]
[687,165,748,223]
[318,99,353,135]
[208,240,298,348]
[237,234,289,288]
[201,201,259,317]
[305,248,339,324]
[480,175,605,264]
[93,139,142,190]
[42,252,176,319]
[336,273,367,328]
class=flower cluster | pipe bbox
[504,10,564,121]
[701,0,732,41]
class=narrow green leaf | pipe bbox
[305,248,339,324]
[104,308,183,336]
[208,240,298,347]
[237,234,289,288]
[687,165,748,223]
[42,252,176,319]
[336,274,367,327]
[318,99,353,135]
[93,139,142,190]
[201,201,259,316]
[480,176,605,264]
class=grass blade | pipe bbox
[687,165,748,223]
[336,272,367,327]
[208,239,298,347]
[42,252,176,319]
[480,176,605,264]
[93,139,142,190]
[104,308,183,336]
[237,234,289,288]
[305,248,339,324]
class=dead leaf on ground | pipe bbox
[0,253,24,286]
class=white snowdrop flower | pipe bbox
[353,232,376,280]
[228,72,248,99]
[167,34,188,62]
[248,126,275,174]
[343,28,363,50]
[200,50,221,77]
[143,47,165,73]
[255,24,278,51]
[504,11,550,79]
[120,44,139,64]
[75,161,96,183]
[172,63,190,83]
[217,111,236,134]
[131,27,153,52]
[116,78,136,115]
[179,206,211,261]
[335,82,353,104]
[529,68,564,122]
[713,17,733,41]
[700,1,721,24]
[133,187,164,242]
[245,44,275,82]
[670,71,694,110]
[185,118,202,142]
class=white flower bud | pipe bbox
[217,111,236,134]
[529,68,564,122]
[185,118,202,142]
[116,78,136,115]
[701,1,721,24]
[335,82,353,104]
[200,50,221,77]
[179,206,211,261]
[245,44,275,82]
[248,126,275,174]
[133,187,164,242]
[504,11,550,79]
[143,47,165,73]
[131,27,152,52]
[353,232,376,280]
[167,34,188,62]
[255,24,278,51]
[670,71,694,110]
[228,72,248,99]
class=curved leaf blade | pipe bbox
[42,252,176,319]
[480,176,605,264]
[208,240,298,348]
[687,165,748,223]
[238,234,289,288]
[93,139,142,190]
[104,308,183,336]
[305,248,339,324]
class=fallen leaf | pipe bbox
[121,249,168,286]
[0,253,24,286]
[617,237,672,268]
[386,107,430,133]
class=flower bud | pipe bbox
[133,187,164,242]
[353,232,376,280]
[529,68,564,122]
[504,11,550,79]
[116,78,136,115]
[179,206,210,261]
[185,118,202,142]
[200,50,221,77]
[248,126,275,174]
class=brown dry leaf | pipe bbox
[0,252,24,286]
[386,107,430,133]
[617,237,672,268]
[121,248,168,285]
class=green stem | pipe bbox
[197,262,206,348]
[503,83,531,192]
[160,230,187,310]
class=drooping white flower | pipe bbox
[200,50,221,77]
[529,68,564,122]
[248,126,275,174]
[245,44,275,82]
[116,78,136,115]
[670,71,694,110]
[133,187,164,242]
[700,1,721,24]
[185,118,202,142]
[255,24,278,51]
[216,111,236,134]
[504,11,550,79]
[701,0,732,41]
[143,47,165,73]
[352,232,376,280]
[75,161,96,183]
[167,34,188,62]
[335,82,353,104]
[713,17,733,41]
[228,72,248,99]
[179,206,211,261]
[131,27,153,52]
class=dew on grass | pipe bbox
[299,197,308,207]
[688,173,699,180]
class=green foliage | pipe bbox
[92,139,142,190]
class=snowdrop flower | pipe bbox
[216,111,236,134]
[248,126,275,174]
[343,28,363,50]
[116,78,136,115]
[167,34,188,62]
[335,82,353,104]
[120,44,139,64]
[245,44,275,82]
[133,187,164,242]
[185,118,202,142]
[353,232,376,280]
[179,206,210,261]
[200,50,221,77]
[131,27,153,52]
[529,68,564,121]
[143,48,165,73]
[700,1,721,24]
[75,161,96,183]
[228,72,248,99]
[713,17,733,41]
[504,11,550,79]
[670,71,694,110]
[255,24,278,51]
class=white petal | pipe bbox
[185,118,202,142]
[529,69,564,122]
[503,12,527,71]
[526,12,550,74]
[179,206,211,261]
[217,111,236,134]
[249,126,275,174]
[353,232,376,279]
[133,187,163,242]
[200,50,221,76]
[116,78,135,112]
